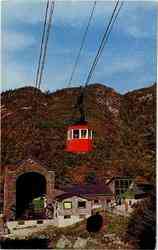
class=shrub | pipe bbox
[38,120,64,129]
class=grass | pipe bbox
[7,212,132,249]
[106,212,129,236]
[29,211,129,239]
[27,218,88,240]
[38,120,64,129]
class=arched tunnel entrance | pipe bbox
[16,172,46,219]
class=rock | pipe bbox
[104,233,115,238]
[56,235,72,249]
[38,234,47,239]
[108,242,112,247]
[87,237,99,248]
[9,235,16,240]
[88,238,98,245]
[18,236,26,240]
[73,237,87,249]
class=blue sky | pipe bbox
[1,1,157,94]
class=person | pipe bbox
[129,200,132,207]
[0,214,5,235]
[46,203,54,219]
[124,200,128,212]
[43,196,47,208]
[0,215,9,235]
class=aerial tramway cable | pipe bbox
[35,0,50,89]
[68,1,97,87]
[65,1,124,153]
[35,1,55,91]
[73,0,123,122]
[85,0,123,86]
[37,1,55,90]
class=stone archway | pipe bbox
[3,158,55,221]
[16,172,46,219]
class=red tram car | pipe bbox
[65,122,93,153]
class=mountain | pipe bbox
[1,83,156,185]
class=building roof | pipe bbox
[55,182,113,202]
[59,183,113,197]
[54,189,66,197]
[55,192,91,201]
[105,176,133,185]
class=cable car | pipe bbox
[65,121,93,153]
[65,87,94,153]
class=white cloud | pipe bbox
[2,31,36,51]
[1,1,156,92]
[1,1,117,26]
[54,1,115,27]
[1,0,44,25]
[125,25,149,39]
[1,60,34,90]
[117,1,157,39]
[2,1,156,28]
[109,57,144,73]
[1,1,156,47]
[94,54,145,78]
[0,48,77,91]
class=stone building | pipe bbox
[0,158,55,221]
[0,157,114,228]
[52,183,114,227]
[105,176,133,200]
[54,194,92,227]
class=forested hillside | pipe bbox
[1,83,156,185]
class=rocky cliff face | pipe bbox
[1,83,156,185]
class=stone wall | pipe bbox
[3,158,55,220]
[0,166,5,213]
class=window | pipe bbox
[120,180,124,186]
[63,201,72,209]
[115,178,132,196]
[94,199,99,204]
[81,129,87,138]
[91,130,93,139]
[79,214,85,218]
[18,221,25,225]
[116,189,119,195]
[37,220,43,224]
[68,130,72,140]
[78,201,86,208]
[73,130,79,139]
[64,215,71,219]
[107,199,111,203]
[88,130,92,139]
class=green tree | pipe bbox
[126,191,156,249]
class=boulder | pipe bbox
[73,237,87,249]
[56,235,72,249]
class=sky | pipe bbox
[1,0,157,94]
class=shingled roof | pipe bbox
[59,182,113,197]
[55,193,91,201]
[55,182,113,201]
